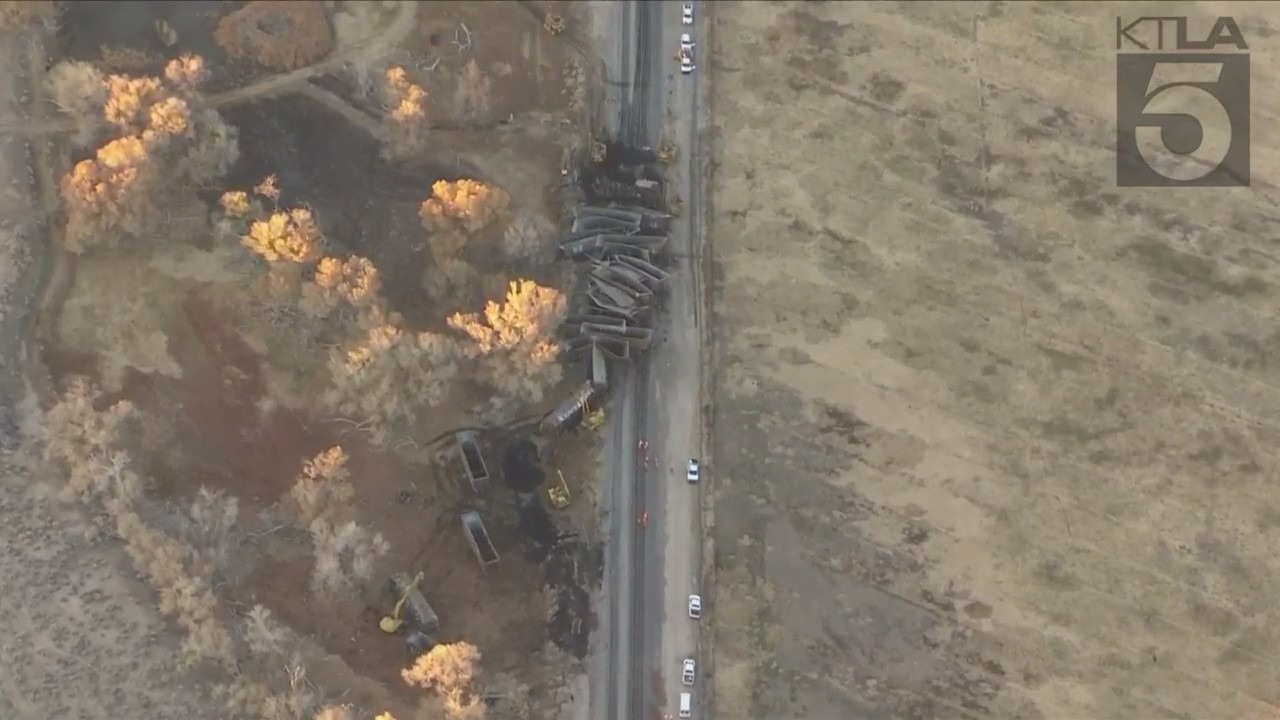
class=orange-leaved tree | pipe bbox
[447,278,566,405]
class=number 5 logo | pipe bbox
[1116,53,1249,187]
[1135,63,1232,181]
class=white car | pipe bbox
[686,458,700,483]
[688,593,702,619]
[682,658,697,686]
[680,33,695,52]
[680,57,695,74]
[682,3,694,25]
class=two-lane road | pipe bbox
[636,2,707,719]
[591,1,706,718]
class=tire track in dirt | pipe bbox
[292,83,519,162]
[0,1,418,138]
[293,83,395,144]
[18,26,70,405]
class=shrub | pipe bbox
[403,642,486,719]
[289,446,354,526]
[309,519,389,597]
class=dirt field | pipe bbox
[708,2,1280,719]
[1,0,605,717]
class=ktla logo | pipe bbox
[1115,16,1250,187]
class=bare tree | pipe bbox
[175,106,240,183]
[502,211,553,261]
[242,604,291,657]
[308,519,389,597]
[115,508,235,668]
[40,377,138,504]
[453,59,490,124]
[186,485,241,580]
[42,379,238,670]
[47,60,106,147]
[222,604,328,720]
[219,655,320,720]
[406,330,463,407]
[423,256,477,304]
[323,307,462,444]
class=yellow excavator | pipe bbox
[583,401,605,431]
[379,571,425,633]
[547,469,572,510]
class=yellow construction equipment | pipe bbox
[379,571,425,633]
[583,401,605,431]
[548,469,571,510]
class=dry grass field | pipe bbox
[708,2,1280,719]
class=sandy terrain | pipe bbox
[708,2,1280,719]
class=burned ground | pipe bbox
[709,2,1280,720]
[25,0,605,716]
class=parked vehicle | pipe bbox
[682,658,697,686]
[680,55,696,75]
[680,33,695,52]
[679,692,693,718]
[686,458,700,483]
[682,3,694,25]
[688,593,702,619]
